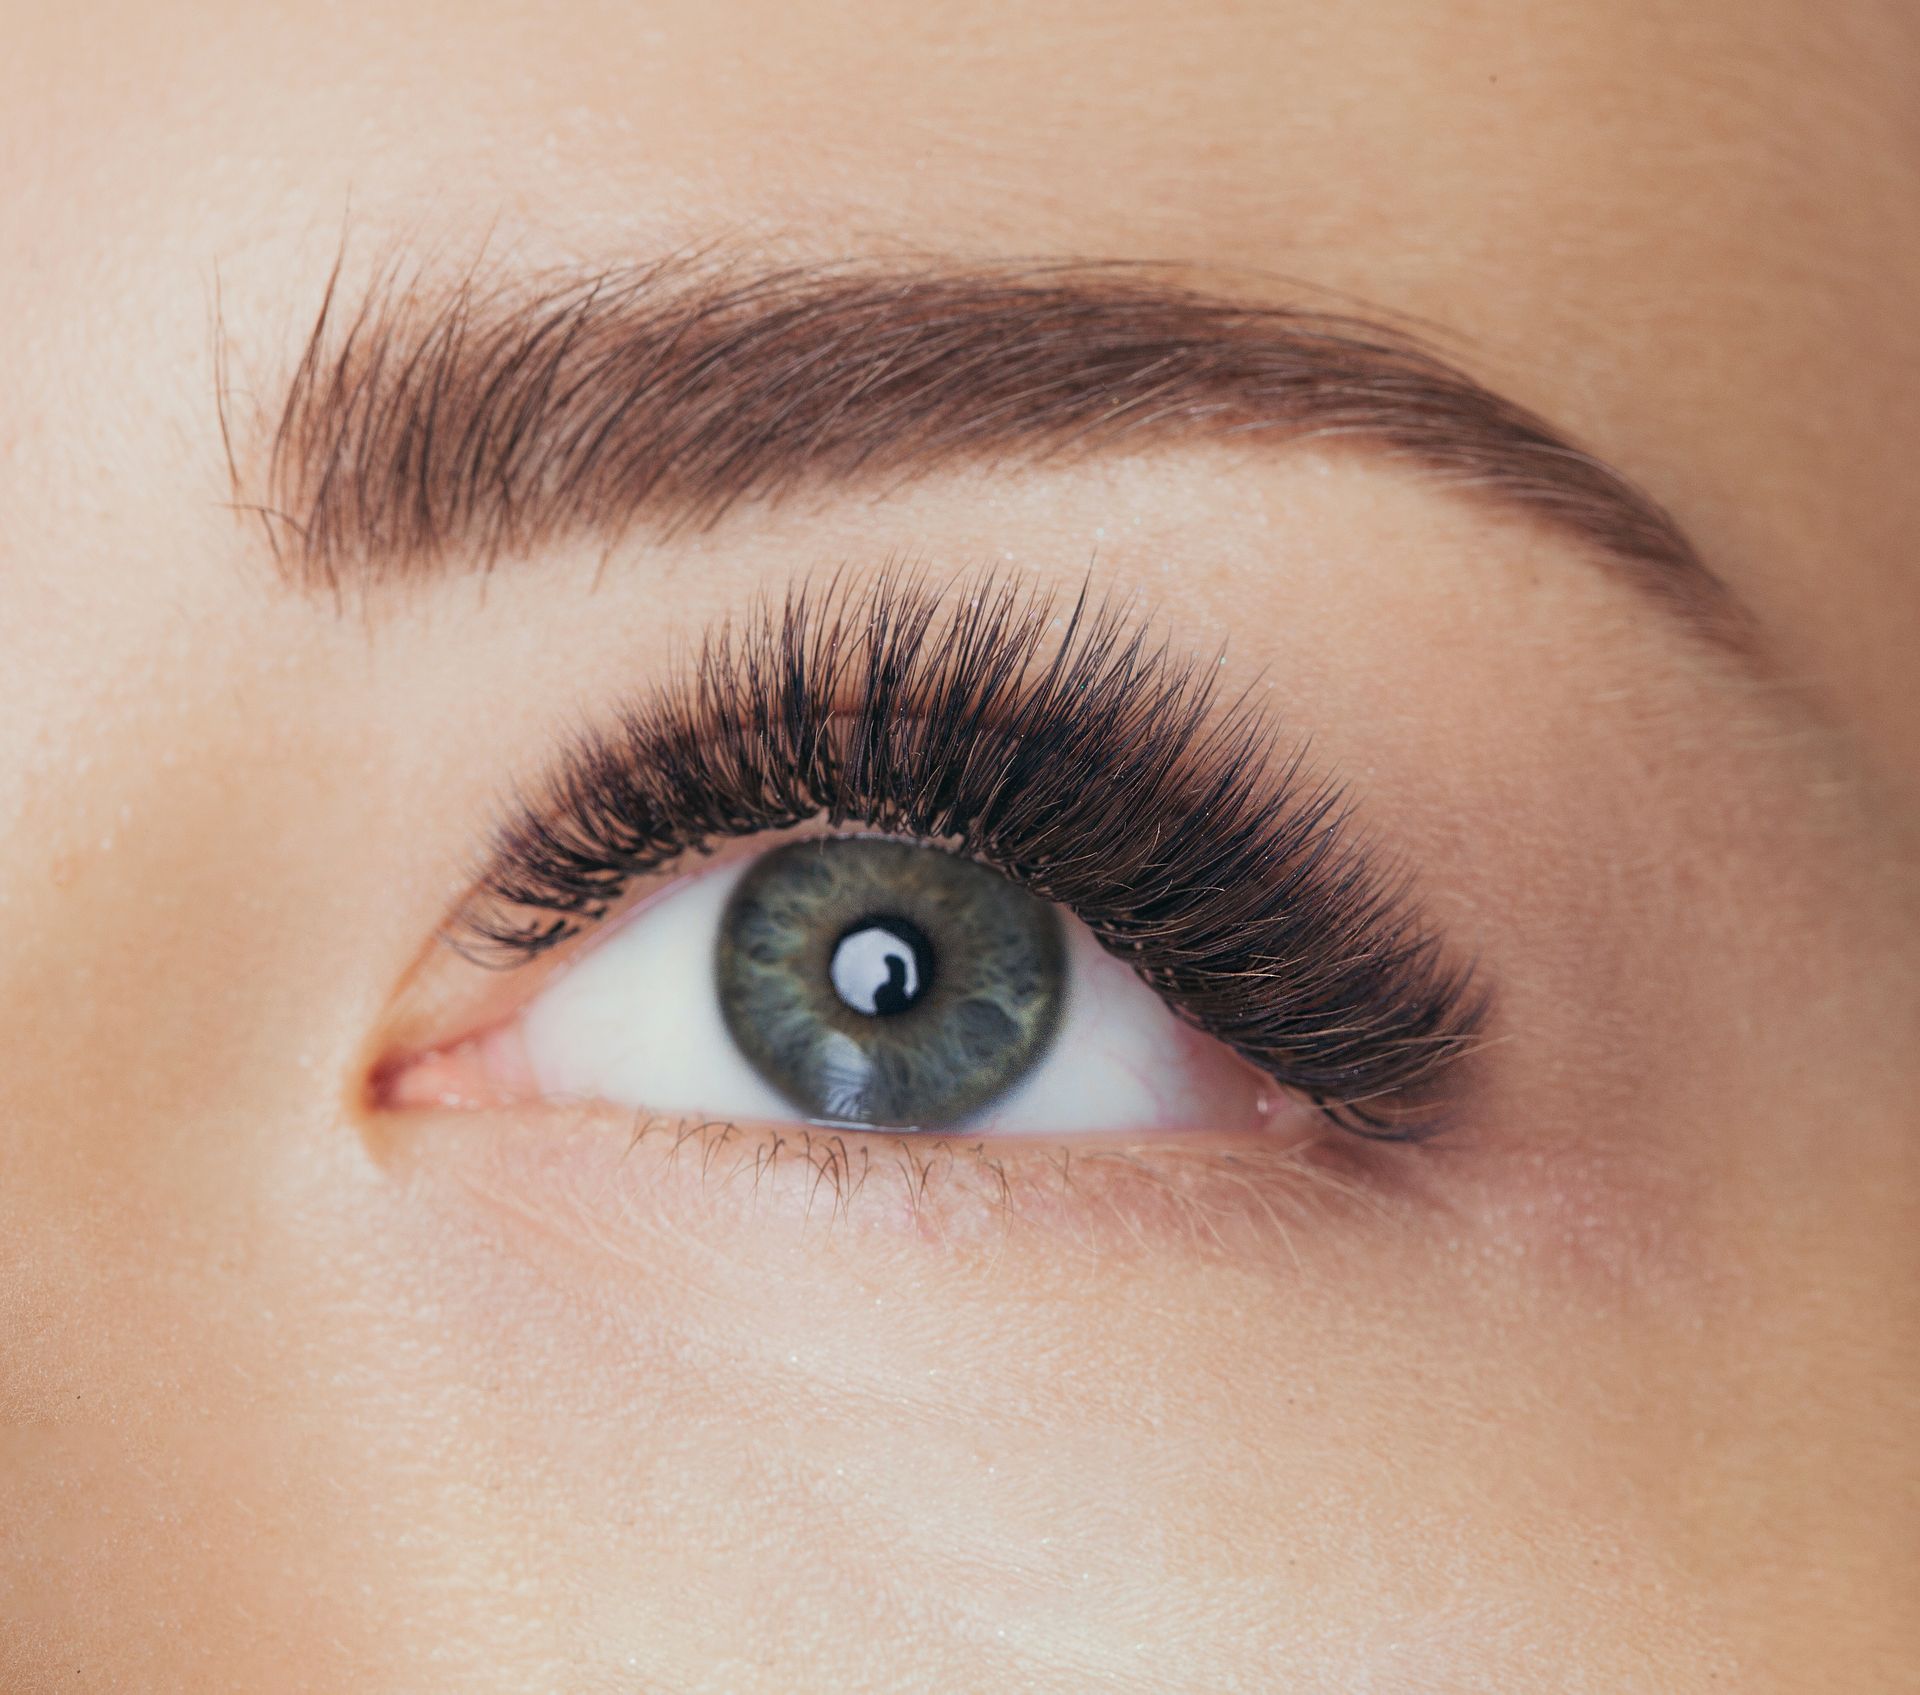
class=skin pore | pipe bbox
[2,1,1916,1689]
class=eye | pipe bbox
[384,576,1484,1145]
[415,833,1283,1136]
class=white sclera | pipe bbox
[518,848,1261,1135]
[522,856,793,1124]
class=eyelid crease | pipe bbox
[448,567,1488,1139]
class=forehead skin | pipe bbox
[0,2,1916,1691]
[5,0,1917,763]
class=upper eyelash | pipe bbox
[450,567,1487,1138]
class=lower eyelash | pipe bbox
[449,567,1488,1138]
[413,1101,1407,1258]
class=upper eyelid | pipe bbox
[448,569,1487,1137]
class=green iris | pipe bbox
[716,836,1066,1127]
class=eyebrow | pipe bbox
[223,247,1744,645]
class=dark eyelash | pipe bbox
[451,568,1487,1138]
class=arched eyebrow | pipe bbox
[222,248,1746,649]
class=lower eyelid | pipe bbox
[373,1099,1375,1260]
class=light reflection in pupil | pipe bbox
[830,920,931,1017]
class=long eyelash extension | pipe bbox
[451,569,1487,1138]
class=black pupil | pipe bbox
[830,918,933,1018]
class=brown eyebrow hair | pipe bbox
[222,247,1743,644]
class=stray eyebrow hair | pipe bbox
[221,244,1744,644]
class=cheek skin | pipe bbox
[358,1106,1732,1688]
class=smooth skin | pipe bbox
[2,2,1917,1690]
